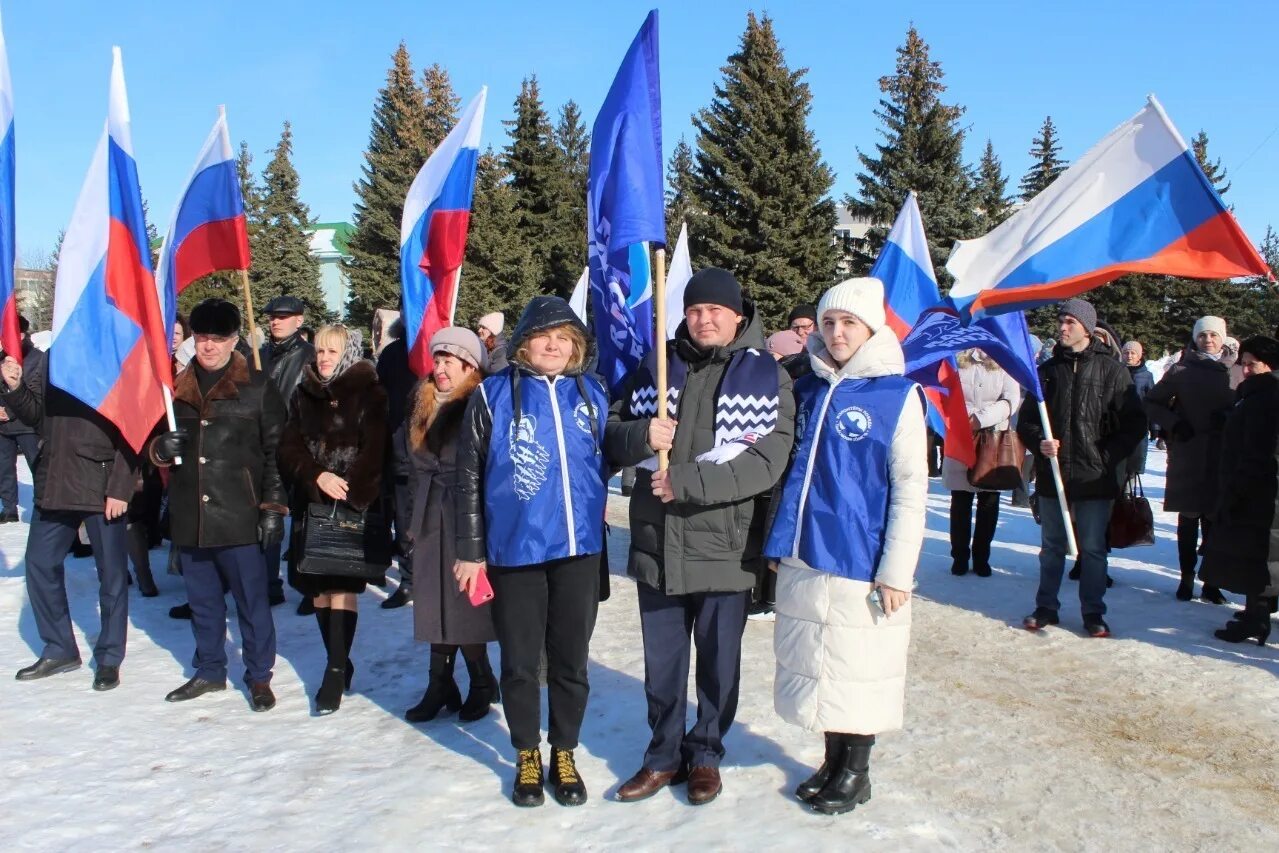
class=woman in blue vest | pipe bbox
[454,296,610,809]
[764,277,929,815]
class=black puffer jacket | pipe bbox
[1200,371,1279,595]
[1,347,138,511]
[260,331,314,403]
[605,302,796,595]
[151,352,289,548]
[455,297,600,563]
[1016,336,1146,502]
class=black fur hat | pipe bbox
[189,299,241,336]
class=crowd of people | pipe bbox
[4,270,1277,813]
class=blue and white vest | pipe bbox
[763,371,919,582]
[480,369,610,567]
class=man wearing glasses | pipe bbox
[787,305,817,342]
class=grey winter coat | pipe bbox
[605,303,796,595]
[1144,347,1237,515]
[942,352,1021,493]
[409,374,495,645]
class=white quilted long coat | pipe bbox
[773,328,928,735]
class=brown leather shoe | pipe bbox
[616,767,679,802]
[686,766,722,806]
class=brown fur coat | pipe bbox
[408,369,483,454]
[278,360,388,510]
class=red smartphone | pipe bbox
[469,570,494,607]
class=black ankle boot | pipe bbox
[810,735,873,815]
[796,732,840,801]
[1200,585,1228,605]
[405,647,461,722]
[458,649,499,722]
[513,748,545,807]
[315,608,357,715]
[950,558,968,576]
[549,747,587,806]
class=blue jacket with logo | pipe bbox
[764,368,917,582]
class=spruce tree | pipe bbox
[457,149,537,326]
[1191,130,1230,196]
[689,11,837,329]
[344,44,434,327]
[547,99,590,294]
[252,122,327,321]
[973,139,1012,233]
[1019,116,1067,202]
[665,137,696,248]
[502,77,561,294]
[850,25,976,282]
[421,63,460,150]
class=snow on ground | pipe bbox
[2,448,1278,851]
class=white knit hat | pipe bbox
[1193,315,1226,341]
[817,277,886,332]
[478,312,505,336]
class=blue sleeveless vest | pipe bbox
[480,369,609,567]
[763,371,919,582]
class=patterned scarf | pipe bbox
[322,329,365,386]
[628,345,780,467]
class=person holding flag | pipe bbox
[1016,298,1145,637]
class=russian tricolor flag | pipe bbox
[156,108,250,343]
[948,96,1272,322]
[0,9,19,364]
[401,87,486,377]
[49,48,172,453]
[871,192,975,466]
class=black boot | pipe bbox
[549,747,587,806]
[315,608,356,715]
[971,492,999,577]
[796,732,840,801]
[1215,596,1271,646]
[458,646,499,722]
[314,605,354,690]
[512,747,545,807]
[810,735,873,815]
[381,583,411,609]
[405,646,462,722]
[949,492,972,575]
[1176,515,1199,600]
[1200,585,1228,605]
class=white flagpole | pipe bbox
[1037,401,1078,558]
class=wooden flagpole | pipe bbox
[240,268,262,371]
[654,247,669,470]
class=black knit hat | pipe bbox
[787,304,817,326]
[189,299,241,337]
[1239,335,1279,370]
[684,267,743,314]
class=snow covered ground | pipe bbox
[2,447,1278,851]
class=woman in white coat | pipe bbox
[944,349,1020,576]
[763,277,928,815]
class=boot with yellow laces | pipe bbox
[512,748,544,807]
[550,747,587,806]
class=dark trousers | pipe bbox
[1178,514,1213,585]
[637,582,750,771]
[263,541,284,597]
[0,431,40,512]
[489,554,600,751]
[180,543,277,684]
[949,490,1001,569]
[25,508,129,665]
[392,477,413,583]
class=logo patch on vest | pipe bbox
[509,415,550,501]
[574,401,595,435]
[835,406,873,442]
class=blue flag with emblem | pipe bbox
[902,305,1044,400]
[587,9,665,396]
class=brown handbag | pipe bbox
[1108,475,1155,548]
[967,427,1026,491]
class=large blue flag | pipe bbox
[587,9,665,396]
[902,306,1044,400]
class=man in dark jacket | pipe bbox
[3,335,139,690]
[0,318,41,521]
[376,320,418,609]
[607,269,795,806]
[152,299,288,711]
[1017,298,1146,637]
[258,294,314,607]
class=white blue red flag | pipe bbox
[948,96,1272,323]
[0,9,19,363]
[156,108,250,344]
[588,9,665,396]
[49,48,172,453]
[871,192,975,466]
[400,87,486,377]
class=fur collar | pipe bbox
[173,351,251,415]
[298,359,378,399]
[409,369,482,452]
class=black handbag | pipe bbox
[298,501,392,581]
[1108,475,1155,549]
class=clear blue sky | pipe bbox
[6,0,1278,262]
